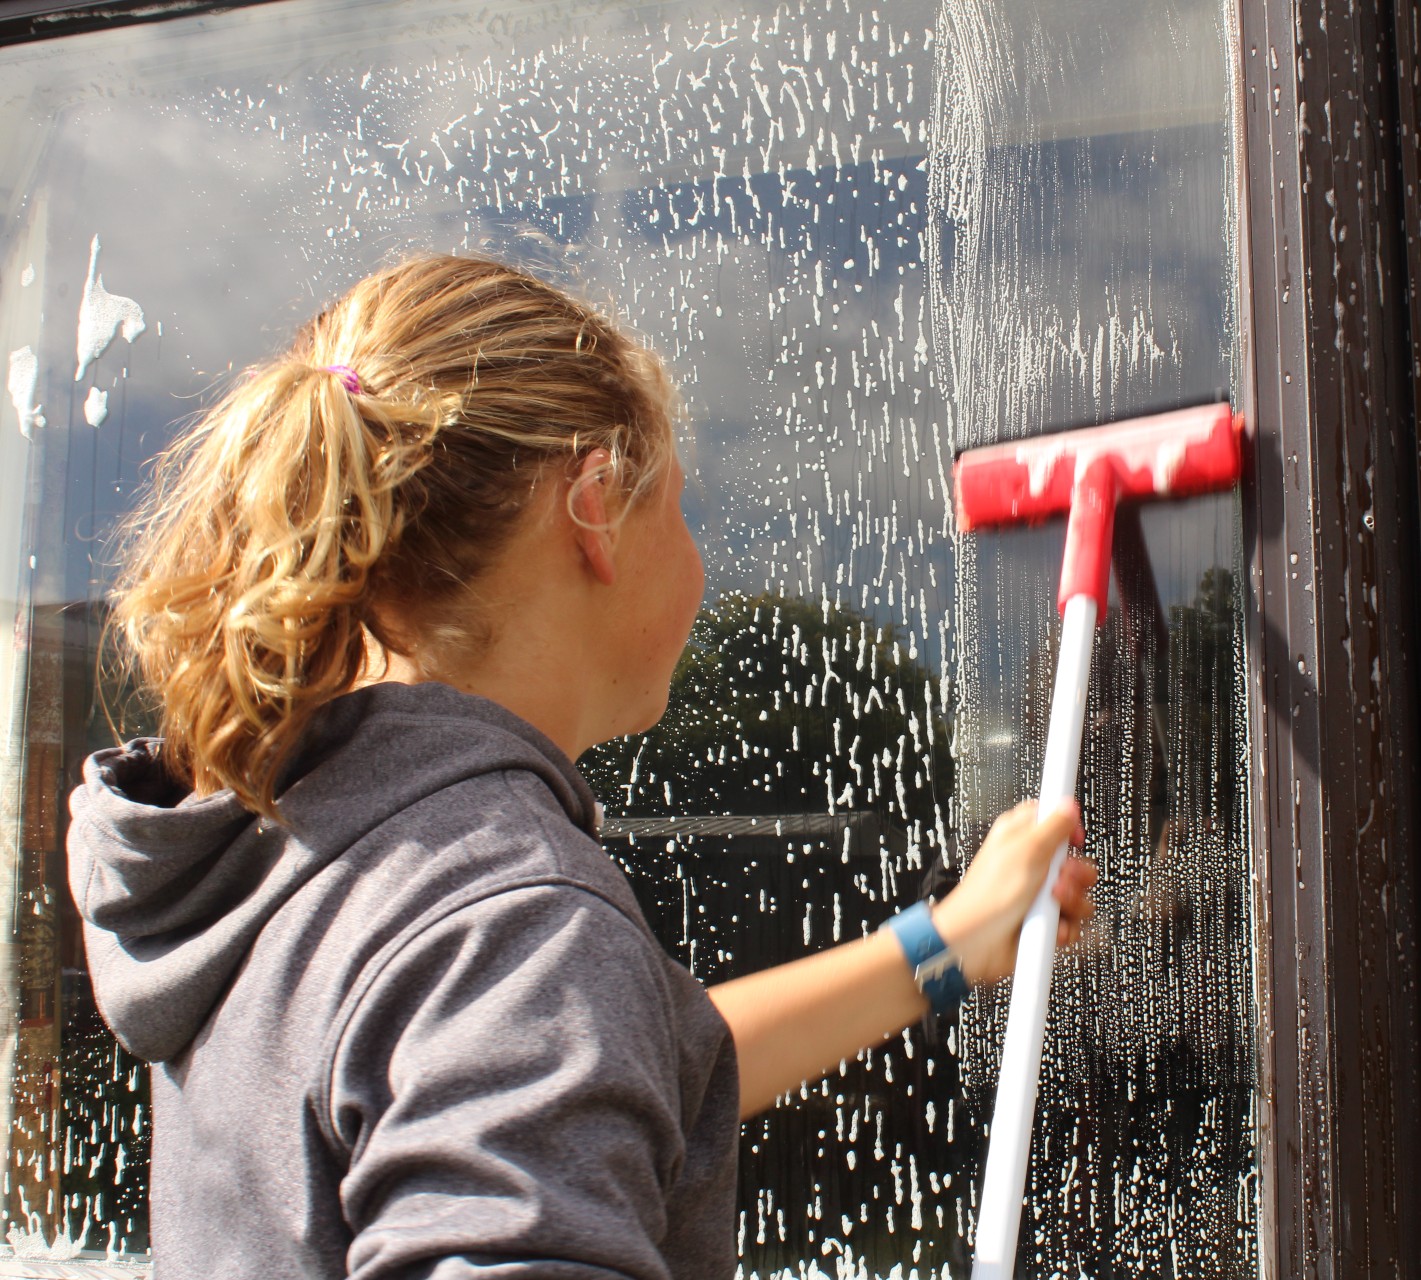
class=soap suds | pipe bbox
[7,346,43,437]
[75,236,146,382]
[83,386,109,428]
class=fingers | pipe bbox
[973,799,1085,908]
[1056,892,1097,944]
[943,799,1097,981]
[1053,854,1098,901]
[1053,856,1098,946]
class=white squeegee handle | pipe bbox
[970,592,1098,1280]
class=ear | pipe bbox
[568,448,619,587]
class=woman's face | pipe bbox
[608,452,705,734]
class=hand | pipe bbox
[929,799,1097,986]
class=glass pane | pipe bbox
[925,2,1255,1274]
[0,0,1256,1273]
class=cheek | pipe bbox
[679,533,705,627]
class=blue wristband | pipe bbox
[882,900,969,1015]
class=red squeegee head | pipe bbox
[953,403,1243,618]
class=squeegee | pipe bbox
[954,402,1244,1280]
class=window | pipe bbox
[0,0,1264,1272]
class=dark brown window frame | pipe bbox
[0,0,283,45]
[1239,0,1421,1272]
[4,0,1420,1271]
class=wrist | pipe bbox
[881,901,969,1015]
[928,893,989,986]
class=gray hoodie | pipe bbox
[67,682,740,1279]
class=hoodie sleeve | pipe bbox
[329,882,689,1280]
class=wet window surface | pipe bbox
[0,0,1256,1273]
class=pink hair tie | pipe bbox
[323,364,363,395]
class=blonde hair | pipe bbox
[112,254,677,816]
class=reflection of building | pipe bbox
[603,811,909,861]
[0,599,150,1262]
[3,601,77,1250]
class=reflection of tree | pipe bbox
[1011,561,1255,1280]
[939,556,1255,1279]
[1169,565,1240,834]
[585,590,953,835]
[43,601,154,1255]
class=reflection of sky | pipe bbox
[1,0,1234,655]
[0,0,1235,693]
[922,0,1240,823]
[2,0,951,655]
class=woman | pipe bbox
[68,254,1094,1278]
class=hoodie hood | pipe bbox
[67,682,599,1063]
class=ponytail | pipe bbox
[112,360,438,815]
[109,254,676,817]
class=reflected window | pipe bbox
[0,0,1256,1273]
